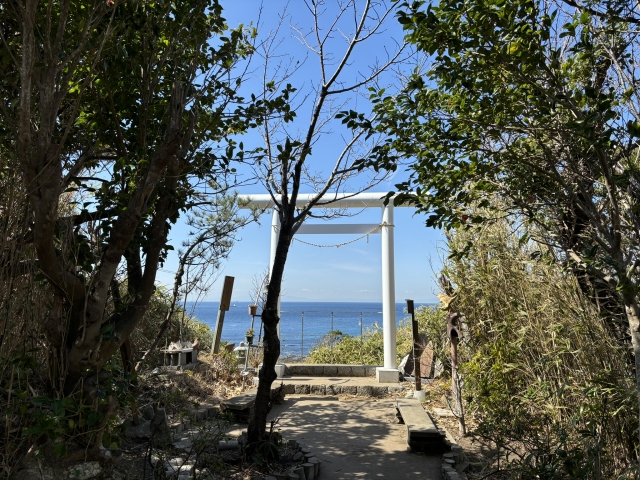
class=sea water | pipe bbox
[185,301,431,359]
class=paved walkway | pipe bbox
[265,395,442,479]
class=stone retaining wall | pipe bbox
[280,383,403,396]
[284,364,379,377]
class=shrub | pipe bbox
[443,217,637,478]
[306,307,448,366]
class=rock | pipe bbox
[64,461,102,480]
[13,458,54,480]
[398,354,410,374]
[309,385,325,395]
[140,405,155,421]
[151,408,172,446]
[341,385,357,395]
[294,384,310,395]
[293,452,303,461]
[150,367,162,376]
[171,422,184,434]
[125,420,152,440]
[369,386,385,397]
[173,439,193,452]
[326,385,341,395]
[357,386,373,397]
[206,405,218,417]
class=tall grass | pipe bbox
[444,219,637,477]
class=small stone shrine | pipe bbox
[160,340,199,370]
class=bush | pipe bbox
[443,217,637,478]
[306,307,448,366]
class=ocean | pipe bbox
[185,301,431,359]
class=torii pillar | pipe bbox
[377,202,398,382]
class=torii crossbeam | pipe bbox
[238,192,412,383]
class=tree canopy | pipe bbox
[0,0,292,459]
[358,0,640,446]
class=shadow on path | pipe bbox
[267,395,442,479]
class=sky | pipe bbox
[156,1,443,303]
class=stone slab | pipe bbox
[376,367,400,383]
[222,389,257,410]
[395,398,440,437]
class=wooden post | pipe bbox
[406,299,422,391]
[211,276,234,354]
[447,312,466,435]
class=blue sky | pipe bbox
[156,1,443,303]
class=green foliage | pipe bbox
[356,0,640,345]
[443,216,637,477]
[131,286,214,356]
[307,308,447,366]
[4,353,134,459]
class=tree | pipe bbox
[363,0,640,446]
[246,0,407,444]
[136,191,258,370]
[1,0,281,458]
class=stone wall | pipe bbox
[284,364,379,377]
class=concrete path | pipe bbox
[266,395,443,479]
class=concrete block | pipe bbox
[376,367,400,383]
[283,383,296,395]
[323,365,338,376]
[388,385,404,394]
[365,365,379,376]
[336,365,353,376]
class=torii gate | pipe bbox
[238,192,410,383]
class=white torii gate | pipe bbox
[238,192,410,383]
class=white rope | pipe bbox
[291,222,394,248]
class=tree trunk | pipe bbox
[622,292,640,450]
[247,220,291,444]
